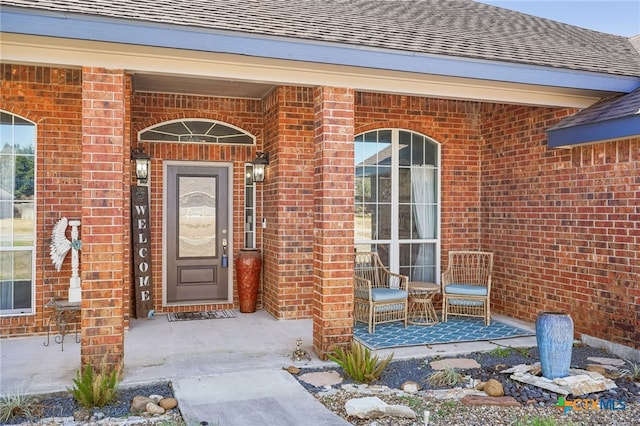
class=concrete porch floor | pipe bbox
[0,310,537,397]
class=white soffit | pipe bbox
[1,34,612,108]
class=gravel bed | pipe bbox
[5,344,639,425]
[3,383,178,425]
[298,344,640,425]
[315,391,640,426]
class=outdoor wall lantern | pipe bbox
[252,152,269,183]
[131,147,151,185]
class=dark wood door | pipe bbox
[166,163,230,303]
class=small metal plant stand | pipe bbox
[44,298,81,351]
[292,338,311,361]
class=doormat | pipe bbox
[167,310,237,322]
[354,316,534,350]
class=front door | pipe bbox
[165,162,231,304]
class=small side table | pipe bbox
[408,282,440,325]
[44,299,81,351]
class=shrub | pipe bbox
[0,389,39,422]
[327,340,393,383]
[426,366,465,387]
[618,362,640,381]
[69,360,121,408]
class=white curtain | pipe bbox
[411,167,435,281]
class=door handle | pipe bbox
[221,237,228,268]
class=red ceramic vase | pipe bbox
[236,248,262,313]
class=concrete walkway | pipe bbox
[0,310,537,425]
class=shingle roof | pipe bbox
[2,0,640,77]
[549,87,640,130]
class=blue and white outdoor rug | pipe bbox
[354,316,534,350]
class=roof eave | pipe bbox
[547,115,640,148]
[2,8,639,94]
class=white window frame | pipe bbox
[0,111,36,316]
[354,128,441,282]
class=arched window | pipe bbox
[0,111,36,314]
[139,119,255,144]
[354,129,440,282]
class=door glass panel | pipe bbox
[178,176,216,258]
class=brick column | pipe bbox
[81,68,126,370]
[312,86,355,358]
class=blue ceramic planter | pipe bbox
[536,312,573,379]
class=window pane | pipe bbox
[400,243,436,282]
[13,280,31,309]
[13,119,35,152]
[377,203,391,239]
[12,203,34,246]
[376,169,391,203]
[0,154,13,195]
[413,204,437,239]
[0,251,11,281]
[355,206,373,241]
[398,168,411,203]
[398,204,412,239]
[14,156,34,200]
[0,202,11,247]
[13,250,32,280]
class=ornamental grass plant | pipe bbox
[327,340,393,383]
[68,359,122,408]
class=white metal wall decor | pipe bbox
[50,217,82,303]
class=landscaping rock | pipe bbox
[586,365,608,376]
[384,404,417,419]
[145,402,165,415]
[131,395,156,413]
[430,358,480,370]
[284,365,301,374]
[587,357,626,367]
[344,396,416,419]
[159,397,178,410]
[148,394,164,403]
[298,370,343,387]
[484,379,504,397]
[400,381,421,393]
[345,397,387,419]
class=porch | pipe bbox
[0,309,536,396]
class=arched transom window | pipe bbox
[139,119,255,145]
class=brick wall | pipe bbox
[1,64,83,337]
[130,93,263,314]
[481,104,640,349]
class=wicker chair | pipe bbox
[441,251,493,326]
[354,252,409,333]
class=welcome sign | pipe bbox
[131,185,153,318]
